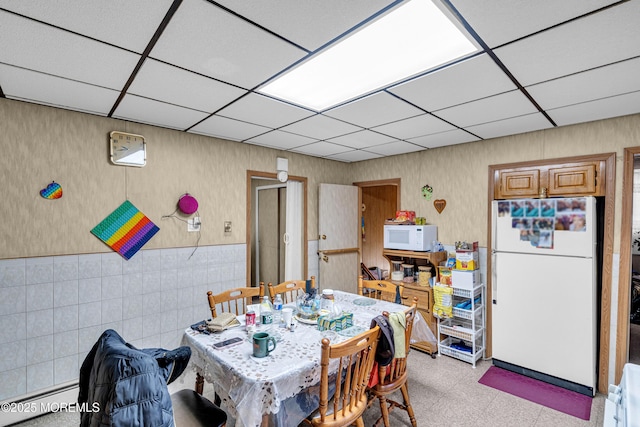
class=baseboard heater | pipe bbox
[1,382,78,427]
[493,359,594,397]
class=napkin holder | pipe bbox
[317,312,353,332]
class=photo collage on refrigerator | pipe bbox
[497,198,588,249]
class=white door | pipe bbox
[318,184,359,293]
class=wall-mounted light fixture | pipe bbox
[277,157,289,182]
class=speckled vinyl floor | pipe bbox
[11,351,605,427]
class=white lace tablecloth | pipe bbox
[181,291,409,427]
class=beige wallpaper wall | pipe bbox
[349,114,640,250]
[2,97,640,261]
[0,99,350,259]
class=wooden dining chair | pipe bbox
[357,276,401,303]
[199,283,264,402]
[305,325,381,427]
[366,299,418,427]
[207,282,265,318]
[268,276,315,304]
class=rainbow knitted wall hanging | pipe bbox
[91,200,159,260]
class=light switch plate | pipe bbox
[188,217,201,232]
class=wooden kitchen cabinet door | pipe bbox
[494,160,604,199]
[495,168,541,199]
[547,163,599,196]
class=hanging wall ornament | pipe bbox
[434,199,447,214]
[40,181,63,199]
[91,200,159,260]
[421,184,433,200]
[178,193,199,215]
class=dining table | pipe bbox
[181,290,424,427]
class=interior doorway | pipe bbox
[246,170,308,288]
[617,148,640,374]
[354,179,400,276]
[253,181,286,287]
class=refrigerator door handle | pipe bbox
[492,251,497,304]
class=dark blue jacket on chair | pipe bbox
[78,329,191,427]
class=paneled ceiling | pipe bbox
[1,0,639,162]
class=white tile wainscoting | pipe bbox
[0,244,248,403]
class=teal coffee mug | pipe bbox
[252,332,276,358]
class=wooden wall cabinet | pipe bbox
[382,249,447,357]
[494,160,605,199]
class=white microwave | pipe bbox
[383,224,437,251]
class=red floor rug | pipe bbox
[478,366,592,420]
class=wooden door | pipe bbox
[318,184,360,293]
[361,185,397,273]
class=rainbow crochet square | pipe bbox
[91,201,159,260]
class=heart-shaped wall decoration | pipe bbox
[434,199,446,214]
[40,181,62,199]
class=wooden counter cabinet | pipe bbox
[401,282,438,357]
[382,249,447,358]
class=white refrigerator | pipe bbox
[491,196,597,396]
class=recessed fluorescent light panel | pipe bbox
[259,0,478,111]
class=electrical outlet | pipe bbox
[224,221,232,233]
[188,217,201,232]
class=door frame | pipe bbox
[246,170,308,287]
[254,182,287,287]
[615,147,640,382]
[353,178,401,272]
[487,152,616,394]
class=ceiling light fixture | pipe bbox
[258,0,478,111]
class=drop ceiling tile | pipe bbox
[326,150,383,163]
[149,0,307,89]
[0,0,175,53]
[547,90,640,127]
[189,115,271,141]
[367,141,425,156]
[388,54,516,112]
[326,130,397,150]
[291,141,352,157]
[449,0,619,48]
[212,0,396,51]
[371,113,456,140]
[465,113,553,140]
[0,64,119,115]
[113,95,210,131]
[128,59,247,113]
[217,93,315,128]
[245,130,318,150]
[527,57,640,110]
[407,129,479,149]
[324,92,423,128]
[280,115,362,140]
[435,90,538,128]
[494,1,640,86]
[0,12,139,89]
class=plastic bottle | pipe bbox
[321,289,334,313]
[273,294,283,325]
[260,295,273,325]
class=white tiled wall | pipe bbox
[0,244,246,402]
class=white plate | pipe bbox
[294,313,319,325]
